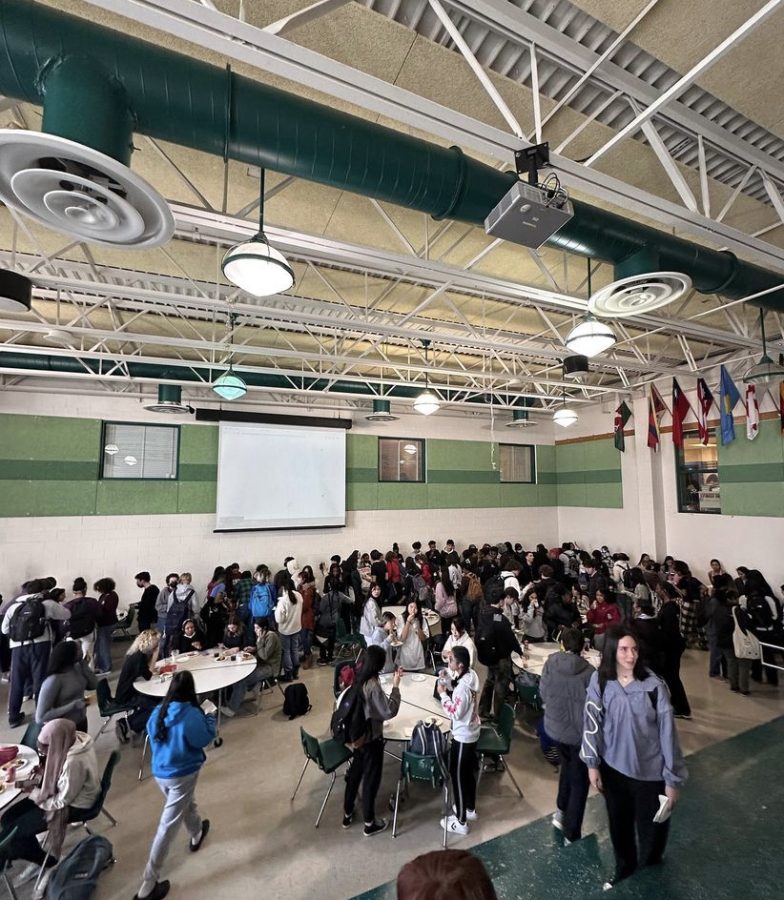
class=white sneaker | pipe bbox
[552,809,565,832]
[439,815,469,835]
[220,706,235,718]
[452,805,478,821]
[13,863,40,887]
[32,870,51,900]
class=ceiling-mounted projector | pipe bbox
[484,180,573,249]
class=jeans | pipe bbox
[708,631,726,677]
[556,742,590,841]
[601,762,670,882]
[227,664,273,712]
[8,641,50,723]
[344,737,384,824]
[317,627,336,662]
[0,798,82,865]
[300,628,313,657]
[478,657,513,720]
[280,632,301,679]
[460,598,479,633]
[141,772,203,892]
[723,648,751,693]
[94,624,114,673]
[450,739,478,824]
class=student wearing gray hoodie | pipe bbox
[539,627,594,843]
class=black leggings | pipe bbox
[450,739,477,824]
[344,738,384,824]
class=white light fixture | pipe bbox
[221,168,294,297]
[743,309,784,383]
[123,455,138,466]
[104,444,119,456]
[403,443,418,454]
[565,315,615,358]
[211,368,247,401]
[413,340,441,415]
[553,407,578,428]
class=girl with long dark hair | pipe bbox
[435,565,458,634]
[273,570,302,681]
[581,626,686,889]
[134,671,215,900]
[35,641,96,733]
[92,576,118,675]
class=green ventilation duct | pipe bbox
[0,0,782,308]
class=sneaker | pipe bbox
[452,805,478,821]
[133,881,170,900]
[115,719,130,744]
[440,815,469,835]
[317,659,328,667]
[32,870,51,900]
[342,811,354,829]
[13,862,40,887]
[8,713,25,729]
[22,694,32,703]
[602,882,614,892]
[673,713,692,720]
[1,673,8,683]
[220,706,235,718]
[552,809,565,832]
[190,819,210,852]
[563,838,573,847]
[363,819,388,837]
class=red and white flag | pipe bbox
[746,384,760,440]
[672,378,691,448]
[696,378,714,446]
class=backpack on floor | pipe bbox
[45,834,113,900]
[409,719,448,761]
[9,596,47,643]
[331,685,368,749]
[283,683,311,719]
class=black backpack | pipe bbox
[45,834,113,900]
[621,567,633,591]
[747,595,776,632]
[409,719,448,760]
[483,574,505,607]
[475,615,500,666]
[283,683,311,720]
[330,685,368,748]
[67,599,95,640]
[10,596,47,643]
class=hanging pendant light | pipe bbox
[212,312,247,400]
[414,340,441,415]
[566,259,615,357]
[222,169,294,297]
[743,309,784,383]
[552,388,578,427]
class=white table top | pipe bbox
[386,605,442,636]
[135,651,257,698]
[379,672,450,742]
[512,642,600,678]
[0,745,39,812]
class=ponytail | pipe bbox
[154,670,199,744]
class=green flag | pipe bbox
[614,401,632,451]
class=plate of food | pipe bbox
[240,652,254,661]
[1,758,26,772]
[411,674,427,683]
[178,651,199,660]
[389,640,403,648]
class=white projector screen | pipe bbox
[215,422,346,531]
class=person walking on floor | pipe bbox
[134,671,215,900]
[656,582,692,719]
[476,592,521,723]
[581,626,687,890]
[342,645,401,837]
[539,626,594,844]
[438,645,480,836]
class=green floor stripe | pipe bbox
[352,715,784,900]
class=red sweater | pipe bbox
[586,600,621,636]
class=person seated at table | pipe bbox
[35,640,97,734]
[115,629,161,745]
[538,627,594,845]
[368,611,397,673]
[438,645,480,836]
[441,618,477,670]
[396,599,429,671]
[219,616,248,653]
[222,618,282,718]
[396,849,498,900]
[177,619,206,654]
[0,718,100,893]
[199,591,229,649]
[342,645,401,837]
[360,583,383,644]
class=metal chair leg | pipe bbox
[138,733,149,782]
[442,783,449,850]
[315,772,336,828]
[290,758,310,802]
[97,715,112,737]
[101,806,118,827]
[3,866,19,900]
[476,754,485,791]
[392,776,403,837]
[502,758,524,799]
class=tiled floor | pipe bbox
[0,646,780,900]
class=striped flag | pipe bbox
[647,385,666,450]
[672,378,692,448]
[719,365,741,445]
[614,401,632,451]
[746,384,760,440]
[696,378,714,445]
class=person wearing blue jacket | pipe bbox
[134,670,216,900]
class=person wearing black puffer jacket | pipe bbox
[544,585,582,640]
[477,595,522,723]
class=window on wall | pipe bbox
[676,430,720,514]
[378,438,425,482]
[499,443,536,483]
[101,423,179,480]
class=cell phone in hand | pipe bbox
[201,699,217,715]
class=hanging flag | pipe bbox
[614,401,632,451]
[696,378,715,445]
[672,378,691,448]
[746,384,760,440]
[780,382,784,432]
[651,384,667,418]
[719,365,741,445]
[646,383,667,451]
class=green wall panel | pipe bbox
[95,481,179,515]
[427,438,495,471]
[554,437,623,509]
[179,424,218,464]
[176,481,217,514]
[0,414,101,461]
[717,419,784,517]
[346,434,377,469]
[0,480,98,517]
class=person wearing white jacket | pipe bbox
[360,584,383,643]
[273,571,303,681]
[437,645,481,836]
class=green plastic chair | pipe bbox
[0,827,19,900]
[96,679,133,736]
[291,728,353,828]
[19,720,42,750]
[391,751,450,847]
[334,620,366,662]
[476,703,523,799]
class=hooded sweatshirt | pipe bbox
[147,700,217,779]
[539,651,594,746]
[274,590,303,636]
[35,732,100,811]
[439,668,481,743]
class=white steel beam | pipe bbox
[75,0,784,273]
[263,0,349,36]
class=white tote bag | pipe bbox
[732,607,761,661]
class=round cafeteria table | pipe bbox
[386,605,442,638]
[135,651,257,747]
[379,672,450,743]
[512,641,600,678]
[0,745,39,813]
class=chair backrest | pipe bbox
[125,607,136,627]
[497,704,515,750]
[299,727,322,767]
[100,750,120,798]
[402,751,441,788]
[335,619,348,640]
[96,678,113,712]
[517,685,541,711]
[20,720,42,750]
[0,826,18,855]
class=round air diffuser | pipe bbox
[0,131,173,249]
[365,398,399,422]
[588,272,691,318]
[0,270,32,313]
[505,409,535,427]
[144,384,191,415]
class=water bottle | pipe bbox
[584,638,591,654]
[523,639,530,660]
[438,668,448,688]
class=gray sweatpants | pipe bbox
[140,772,203,892]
